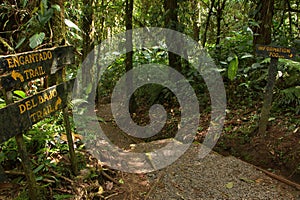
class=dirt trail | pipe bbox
[96,103,300,199]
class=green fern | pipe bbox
[276,86,300,114]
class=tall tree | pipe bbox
[202,0,216,47]
[252,0,276,136]
[51,0,67,45]
[215,0,227,57]
[125,0,137,113]
[252,0,275,47]
[82,0,95,61]
[189,0,201,42]
[164,0,182,72]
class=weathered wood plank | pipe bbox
[0,46,74,89]
[0,79,74,144]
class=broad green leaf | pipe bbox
[228,55,239,81]
[13,90,26,99]
[15,37,26,49]
[65,19,81,32]
[29,32,45,49]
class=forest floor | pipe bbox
[1,100,300,199]
[93,101,300,199]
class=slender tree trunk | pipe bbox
[192,0,200,42]
[215,0,227,58]
[253,0,276,136]
[258,58,278,136]
[202,0,215,47]
[82,0,95,61]
[81,0,95,97]
[125,0,136,113]
[164,0,182,72]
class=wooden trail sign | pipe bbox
[0,46,77,199]
[0,79,74,144]
[256,44,297,60]
[0,46,74,89]
[255,44,298,136]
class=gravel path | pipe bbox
[96,103,300,199]
[131,140,300,200]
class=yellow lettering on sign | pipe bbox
[37,89,57,104]
[19,56,25,65]
[4,51,53,69]
[6,58,14,68]
[18,99,38,114]
[29,103,59,123]
[19,104,27,114]
[23,66,46,80]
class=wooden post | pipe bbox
[3,90,39,200]
[255,45,297,136]
[62,106,78,175]
[258,58,278,136]
[56,69,78,175]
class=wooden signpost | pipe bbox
[256,44,296,60]
[0,46,74,89]
[0,46,77,199]
[256,44,298,136]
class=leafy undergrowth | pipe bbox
[1,89,299,199]
[0,115,149,200]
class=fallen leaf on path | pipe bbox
[240,177,255,183]
[97,186,104,195]
[106,181,114,190]
[225,182,234,189]
[255,178,264,183]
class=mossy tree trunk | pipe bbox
[51,0,66,46]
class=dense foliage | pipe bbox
[0,0,299,199]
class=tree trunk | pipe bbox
[81,0,95,101]
[191,0,200,42]
[253,0,276,136]
[82,0,95,62]
[164,0,182,72]
[48,0,67,86]
[202,0,215,47]
[125,0,137,113]
[51,0,66,46]
[253,0,274,48]
[215,0,227,58]
[258,58,278,136]
[81,0,94,86]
